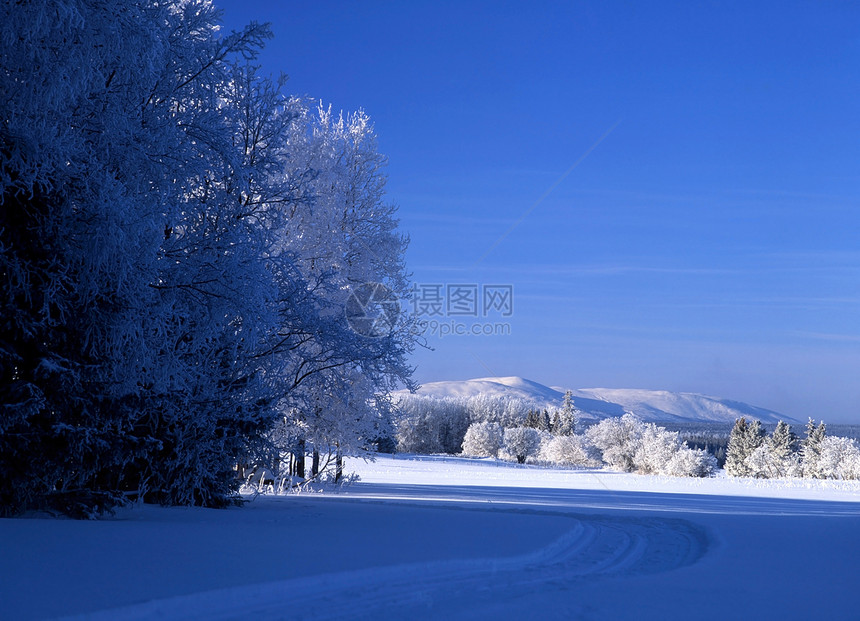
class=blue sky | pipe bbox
[217,1,860,422]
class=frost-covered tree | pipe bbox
[465,394,532,428]
[725,417,765,477]
[586,413,644,472]
[745,445,779,479]
[750,420,801,479]
[461,422,504,458]
[748,420,767,450]
[283,368,395,479]
[502,427,543,464]
[552,390,577,436]
[634,424,683,475]
[725,418,750,476]
[540,435,600,467]
[666,447,718,477]
[394,395,470,454]
[801,419,827,479]
[735,420,803,479]
[0,0,279,514]
[255,97,416,474]
[0,0,416,515]
[770,421,797,463]
[525,409,551,431]
[585,414,715,477]
[742,420,860,481]
[818,436,860,480]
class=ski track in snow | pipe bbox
[49,454,860,620]
[64,509,708,621]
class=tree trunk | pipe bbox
[295,438,305,479]
[335,444,343,483]
[311,448,320,478]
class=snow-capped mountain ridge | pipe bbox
[407,377,792,424]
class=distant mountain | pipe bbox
[405,376,793,424]
[410,376,565,403]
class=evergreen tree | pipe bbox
[746,420,767,454]
[541,409,551,432]
[524,409,549,431]
[801,419,827,479]
[725,418,751,476]
[770,420,797,472]
[551,411,562,434]
[557,390,577,436]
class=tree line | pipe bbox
[725,418,860,480]
[394,395,716,477]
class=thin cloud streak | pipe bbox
[411,263,740,276]
[471,119,622,268]
[793,331,860,344]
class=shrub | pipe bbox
[461,422,504,458]
[540,435,600,467]
[502,427,542,464]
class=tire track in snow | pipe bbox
[70,514,708,621]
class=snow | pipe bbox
[3,454,860,620]
[570,387,790,424]
[407,376,791,423]
[408,376,566,404]
[350,454,860,505]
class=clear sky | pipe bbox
[216,1,860,422]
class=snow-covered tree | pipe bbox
[465,394,532,428]
[585,414,715,477]
[745,420,800,479]
[552,390,577,436]
[817,436,860,480]
[394,395,471,454]
[725,417,765,477]
[748,420,767,450]
[665,447,718,478]
[252,97,417,476]
[0,0,416,515]
[745,445,779,479]
[586,413,644,472]
[461,422,504,458]
[0,0,280,514]
[725,418,750,476]
[771,421,797,463]
[801,419,827,479]
[502,427,543,464]
[525,409,552,431]
[634,424,683,475]
[540,435,600,467]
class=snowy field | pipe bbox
[4,455,860,620]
